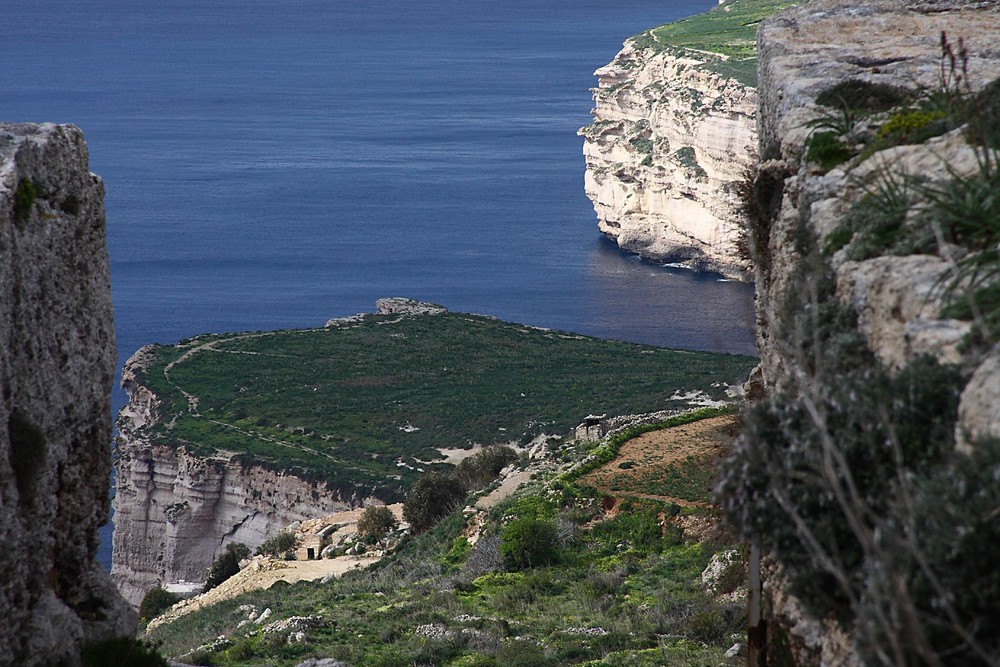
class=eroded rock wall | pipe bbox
[112,348,356,606]
[748,1,1000,663]
[0,123,134,665]
[580,41,757,280]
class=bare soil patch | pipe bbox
[578,414,738,507]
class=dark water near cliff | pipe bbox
[3,0,755,570]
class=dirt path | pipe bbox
[578,414,738,507]
[146,505,405,631]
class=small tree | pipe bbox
[500,517,559,570]
[403,471,467,533]
[203,542,250,592]
[255,531,298,558]
[455,445,519,491]
[138,586,180,621]
[356,505,399,548]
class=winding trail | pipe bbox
[159,329,342,462]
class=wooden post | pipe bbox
[748,542,766,666]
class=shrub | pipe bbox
[139,587,181,621]
[357,505,399,547]
[203,542,250,592]
[454,445,519,491]
[874,108,948,147]
[500,517,559,570]
[804,131,853,172]
[719,357,964,622]
[13,178,35,223]
[463,533,503,576]
[81,637,168,667]
[857,439,1000,665]
[442,535,472,565]
[255,531,298,558]
[403,471,467,533]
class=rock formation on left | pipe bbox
[0,123,135,664]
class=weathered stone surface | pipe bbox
[763,563,860,667]
[580,40,756,280]
[837,255,971,370]
[0,122,135,665]
[957,344,1000,450]
[752,1,1000,662]
[374,297,447,316]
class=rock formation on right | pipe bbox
[719,0,1000,665]
[718,1,1000,665]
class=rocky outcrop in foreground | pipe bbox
[722,1,1000,664]
[580,39,756,280]
[0,123,134,664]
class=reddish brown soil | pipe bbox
[578,414,738,508]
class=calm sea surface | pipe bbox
[3,0,755,569]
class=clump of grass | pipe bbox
[825,166,936,260]
[805,131,854,172]
[13,177,36,223]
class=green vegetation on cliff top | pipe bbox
[134,312,755,500]
[633,0,798,86]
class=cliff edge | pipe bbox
[578,1,794,280]
[719,1,1000,664]
[0,123,134,664]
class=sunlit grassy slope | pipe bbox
[632,0,798,86]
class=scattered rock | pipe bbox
[375,297,447,316]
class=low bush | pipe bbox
[719,357,964,622]
[804,131,853,172]
[455,445,519,491]
[13,178,35,223]
[500,517,560,570]
[139,587,181,621]
[255,531,297,558]
[403,471,467,533]
[203,542,250,592]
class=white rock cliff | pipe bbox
[112,347,357,607]
[580,39,757,280]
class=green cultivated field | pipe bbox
[133,312,755,500]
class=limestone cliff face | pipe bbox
[746,1,1000,663]
[0,123,134,664]
[580,40,756,280]
[112,347,356,607]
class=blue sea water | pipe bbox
[3,0,755,570]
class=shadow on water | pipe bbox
[583,238,756,356]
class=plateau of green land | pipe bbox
[633,0,798,86]
[131,311,755,500]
